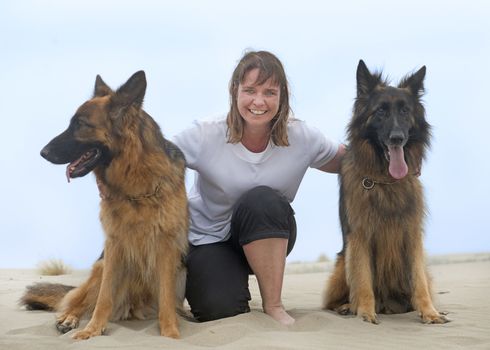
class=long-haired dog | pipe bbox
[323,60,449,324]
[20,71,188,339]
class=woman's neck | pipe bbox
[241,127,271,153]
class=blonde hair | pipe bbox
[226,50,291,146]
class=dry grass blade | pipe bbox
[37,259,71,276]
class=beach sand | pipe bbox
[1,253,489,349]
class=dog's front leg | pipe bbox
[72,245,115,340]
[411,238,450,324]
[345,234,378,324]
[56,259,105,333]
[157,241,180,338]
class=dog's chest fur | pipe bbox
[100,201,167,284]
[341,150,425,235]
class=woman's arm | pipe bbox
[318,143,346,174]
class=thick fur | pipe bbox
[323,60,449,324]
[20,71,189,339]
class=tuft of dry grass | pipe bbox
[37,259,72,276]
[316,253,330,263]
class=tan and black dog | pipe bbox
[20,71,188,339]
[323,60,449,325]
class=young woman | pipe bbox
[173,50,345,325]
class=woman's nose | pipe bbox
[252,94,265,106]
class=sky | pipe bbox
[0,0,488,269]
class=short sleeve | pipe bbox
[304,123,339,169]
[171,121,203,170]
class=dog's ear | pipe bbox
[356,60,381,97]
[94,75,113,97]
[399,66,426,98]
[114,71,147,109]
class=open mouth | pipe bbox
[65,148,102,182]
[383,144,408,180]
[249,109,267,115]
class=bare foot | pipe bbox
[263,305,295,326]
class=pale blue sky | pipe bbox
[1,0,488,268]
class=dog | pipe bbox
[20,71,189,339]
[323,60,449,325]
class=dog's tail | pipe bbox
[19,282,75,311]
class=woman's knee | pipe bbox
[234,186,292,218]
[231,186,296,251]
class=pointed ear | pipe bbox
[114,71,147,109]
[399,66,426,97]
[356,60,381,97]
[94,75,113,97]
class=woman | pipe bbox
[173,50,345,325]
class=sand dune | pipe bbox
[1,253,489,349]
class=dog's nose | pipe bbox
[389,131,405,146]
[40,146,50,159]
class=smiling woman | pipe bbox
[238,72,280,120]
[172,50,345,326]
[227,51,291,149]
[237,69,281,152]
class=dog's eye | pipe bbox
[375,108,387,118]
[72,119,81,128]
[74,118,94,129]
[400,106,410,115]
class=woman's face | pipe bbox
[237,68,281,131]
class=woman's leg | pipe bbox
[231,186,297,325]
[243,238,294,325]
[185,242,251,322]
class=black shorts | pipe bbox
[185,186,296,322]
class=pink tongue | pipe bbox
[388,145,408,179]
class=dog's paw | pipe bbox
[357,309,379,324]
[72,326,104,340]
[56,314,79,334]
[421,312,451,324]
[361,313,379,324]
[335,304,353,316]
[356,305,379,324]
[160,325,180,339]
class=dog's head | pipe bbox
[40,71,147,181]
[350,60,430,179]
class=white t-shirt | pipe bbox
[172,117,339,246]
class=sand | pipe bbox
[1,253,489,349]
